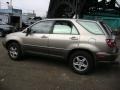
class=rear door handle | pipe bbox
[70,37,78,40]
[41,35,48,39]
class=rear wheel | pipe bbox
[7,42,22,60]
[69,51,94,75]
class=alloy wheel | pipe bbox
[73,56,88,72]
[9,46,18,59]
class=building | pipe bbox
[0,8,22,29]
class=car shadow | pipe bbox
[94,61,120,75]
[21,53,120,75]
[22,53,68,68]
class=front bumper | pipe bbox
[96,48,119,62]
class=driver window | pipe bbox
[31,21,54,34]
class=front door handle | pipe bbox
[70,37,78,40]
[41,35,48,39]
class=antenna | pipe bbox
[10,0,12,6]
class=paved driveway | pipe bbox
[0,38,120,90]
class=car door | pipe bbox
[49,20,80,57]
[22,20,54,54]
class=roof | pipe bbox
[43,18,97,22]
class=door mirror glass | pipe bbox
[26,28,31,36]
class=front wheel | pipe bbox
[7,42,22,60]
[69,51,94,75]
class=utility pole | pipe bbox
[7,0,13,9]
[10,0,13,9]
[10,0,12,6]
[0,0,2,9]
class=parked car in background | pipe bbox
[2,19,119,74]
[0,22,16,37]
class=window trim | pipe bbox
[71,25,80,35]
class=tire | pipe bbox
[7,42,22,60]
[69,51,94,75]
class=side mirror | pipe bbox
[26,28,31,36]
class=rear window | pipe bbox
[77,21,104,35]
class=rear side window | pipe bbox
[52,21,79,35]
[53,24,71,34]
[77,21,104,35]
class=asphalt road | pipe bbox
[0,38,120,90]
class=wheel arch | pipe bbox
[6,40,21,49]
[67,48,96,63]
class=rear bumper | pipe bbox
[96,49,119,62]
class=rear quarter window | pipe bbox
[77,21,104,35]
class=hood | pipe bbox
[6,31,22,37]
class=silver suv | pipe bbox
[2,19,119,74]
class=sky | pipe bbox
[0,0,120,17]
[0,0,50,16]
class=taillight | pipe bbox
[106,39,116,48]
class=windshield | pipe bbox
[77,20,104,35]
